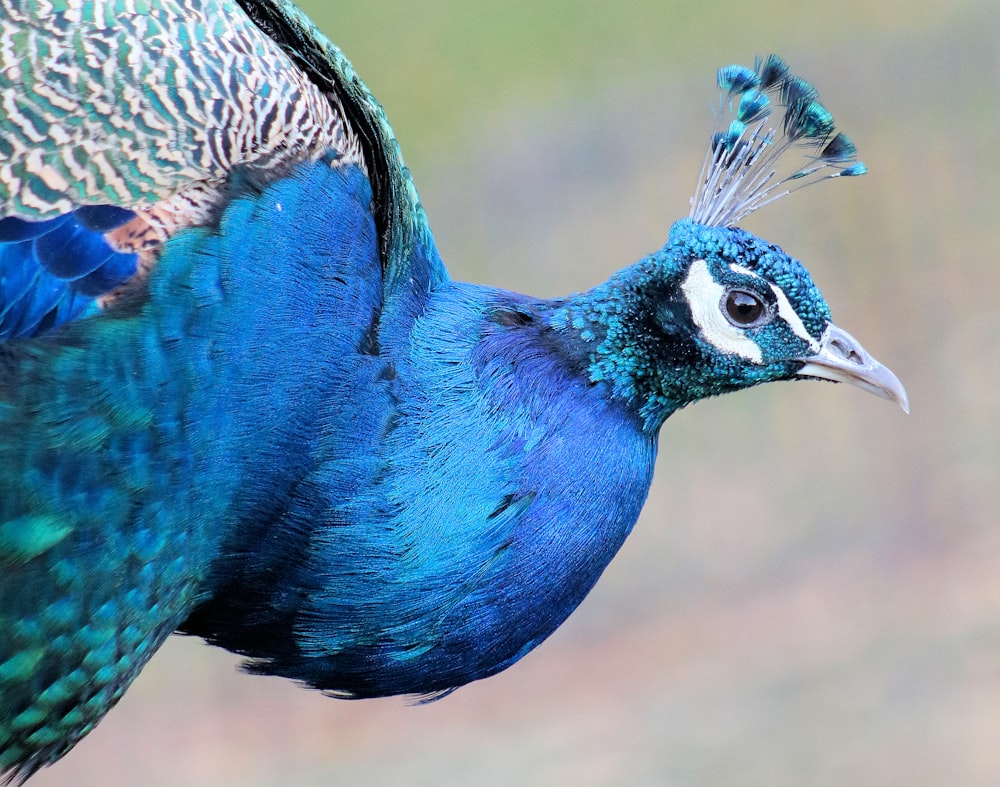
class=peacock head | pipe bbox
[570,55,907,431]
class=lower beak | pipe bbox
[796,323,909,413]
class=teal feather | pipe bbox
[717,64,759,94]
[737,89,771,125]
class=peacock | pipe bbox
[0,0,908,781]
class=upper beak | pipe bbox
[796,323,909,413]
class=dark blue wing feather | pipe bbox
[0,210,138,340]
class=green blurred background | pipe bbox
[34,1,999,784]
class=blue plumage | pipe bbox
[0,211,138,339]
[0,0,908,781]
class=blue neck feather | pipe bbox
[173,159,660,694]
[187,274,658,697]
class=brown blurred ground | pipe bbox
[32,1,1000,784]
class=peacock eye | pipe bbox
[722,289,769,327]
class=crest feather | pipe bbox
[690,55,865,228]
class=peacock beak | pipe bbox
[796,323,909,413]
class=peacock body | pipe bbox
[0,1,906,781]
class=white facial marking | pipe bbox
[681,260,763,363]
[731,264,819,351]
[769,284,818,350]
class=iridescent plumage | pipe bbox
[0,2,905,782]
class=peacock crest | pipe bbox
[690,54,866,228]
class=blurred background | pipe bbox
[35,0,999,784]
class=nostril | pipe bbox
[831,338,863,364]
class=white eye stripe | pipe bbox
[681,260,763,363]
[769,283,819,349]
[731,264,819,350]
